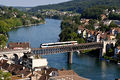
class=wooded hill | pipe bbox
[29,0,120,13]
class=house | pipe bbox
[101,14,107,20]
[32,16,41,21]
[22,14,26,18]
[110,28,120,36]
[107,34,116,40]
[77,25,88,38]
[87,30,95,42]
[103,20,112,26]
[82,29,87,38]
[110,28,116,35]
[94,23,101,29]
[95,33,101,42]
[49,69,89,80]
[104,9,109,15]
[77,25,84,34]
[100,33,107,41]
[8,42,30,50]
[116,9,120,14]
[22,56,48,70]
[80,19,90,25]
[12,75,30,80]
[114,46,120,57]
[0,59,89,80]
[39,67,58,80]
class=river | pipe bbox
[8,19,120,80]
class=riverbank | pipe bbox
[12,21,46,29]
[0,20,45,49]
[8,19,61,48]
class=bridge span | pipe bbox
[0,40,116,64]
[31,42,103,55]
[27,42,103,64]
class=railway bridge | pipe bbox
[28,42,103,64]
[0,40,116,64]
[28,40,116,64]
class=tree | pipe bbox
[85,24,95,30]
[0,34,8,49]
[0,70,12,80]
[72,15,81,24]
[116,33,120,46]
[116,33,120,40]
[106,48,114,57]
[81,7,103,19]
[59,28,72,41]
[109,21,118,28]
[0,21,9,33]
[98,23,110,32]
[77,38,85,43]
[70,32,78,40]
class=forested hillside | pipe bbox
[29,0,120,13]
[0,6,44,49]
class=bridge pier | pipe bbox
[99,49,104,58]
[68,52,73,64]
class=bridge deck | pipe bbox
[29,42,103,55]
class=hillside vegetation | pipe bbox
[0,6,44,49]
[29,0,120,13]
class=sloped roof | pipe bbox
[8,42,30,49]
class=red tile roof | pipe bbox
[58,70,78,76]
[50,70,89,80]
[8,42,30,49]
[78,25,84,30]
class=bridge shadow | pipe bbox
[67,63,72,70]
[85,49,100,58]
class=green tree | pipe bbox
[109,21,118,28]
[77,38,85,43]
[116,33,120,46]
[0,70,12,80]
[70,32,78,40]
[116,33,120,39]
[0,34,8,49]
[0,21,9,33]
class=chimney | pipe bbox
[45,70,47,74]
[22,74,24,78]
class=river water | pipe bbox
[8,19,120,80]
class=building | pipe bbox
[103,20,112,26]
[94,23,101,30]
[22,56,48,70]
[78,25,84,34]
[110,27,120,36]
[8,42,30,50]
[82,29,87,38]
[80,19,90,25]
[114,46,120,57]
[49,69,89,80]
[0,58,89,80]
[101,14,107,20]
